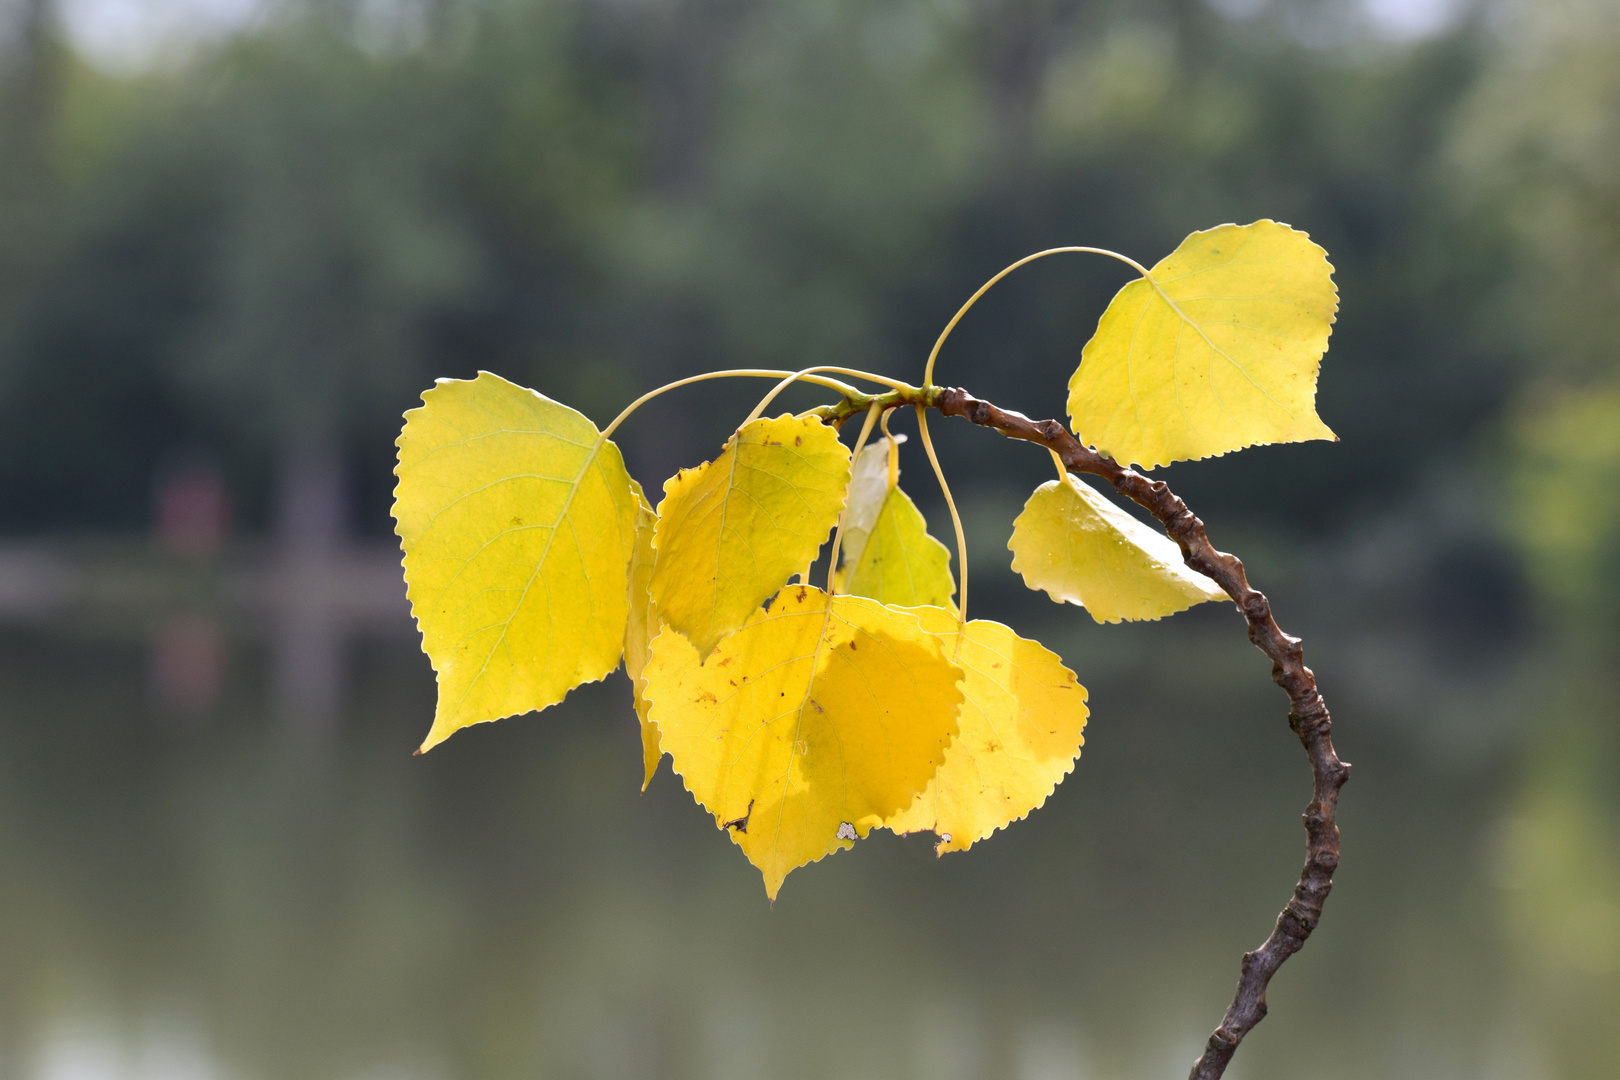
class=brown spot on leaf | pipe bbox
[722,800,755,833]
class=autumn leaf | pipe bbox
[835,437,955,610]
[1009,474,1227,622]
[624,480,662,789]
[652,415,851,659]
[888,609,1088,854]
[394,372,640,752]
[644,585,964,900]
[1068,220,1338,468]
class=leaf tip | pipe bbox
[762,872,785,905]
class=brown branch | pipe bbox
[926,387,1351,1080]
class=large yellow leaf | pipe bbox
[1009,474,1227,623]
[1068,220,1338,468]
[644,585,964,900]
[394,372,640,752]
[835,439,955,609]
[624,481,662,790]
[888,609,1088,854]
[651,414,851,658]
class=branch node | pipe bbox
[1288,694,1330,728]
[1281,900,1320,936]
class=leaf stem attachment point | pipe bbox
[742,367,915,429]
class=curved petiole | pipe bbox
[599,368,864,442]
[880,408,900,491]
[922,246,1150,387]
[915,405,968,639]
[1049,448,1073,486]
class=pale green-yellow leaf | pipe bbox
[1068,220,1338,468]
[834,435,895,571]
[624,480,662,790]
[652,415,852,658]
[1009,475,1227,623]
[835,438,955,609]
[394,372,639,752]
[644,585,964,900]
[888,609,1088,854]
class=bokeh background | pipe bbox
[1,0,1618,1077]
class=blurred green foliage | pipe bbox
[0,0,1516,537]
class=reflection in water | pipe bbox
[269,447,351,731]
[1490,674,1620,1080]
[0,571,1615,1078]
[150,615,227,718]
[32,1016,224,1080]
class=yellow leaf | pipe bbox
[1068,220,1338,468]
[1009,474,1227,623]
[394,372,639,753]
[624,480,662,790]
[651,414,851,658]
[888,610,1088,855]
[644,585,964,900]
[835,439,955,610]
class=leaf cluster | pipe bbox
[393,220,1337,898]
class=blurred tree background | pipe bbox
[0,0,1527,536]
[0,0,1617,1078]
